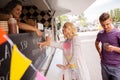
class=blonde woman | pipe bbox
[38,22,91,80]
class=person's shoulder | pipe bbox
[113,28,120,32]
[74,35,80,39]
[72,36,81,45]
[97,30,104,34]
[112,28,120,35]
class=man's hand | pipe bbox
[105,45,114,52]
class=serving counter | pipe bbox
[0,32,48,80]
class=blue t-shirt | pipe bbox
[96,28,120,66]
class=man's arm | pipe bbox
[95,41,102,59]
[106,45,120,53]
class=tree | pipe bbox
[78,13,87,27]
[57,15,69,26]
[110,8,120,22]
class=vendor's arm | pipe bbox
[18,22,42,36]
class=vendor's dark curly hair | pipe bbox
[3,0,22,14]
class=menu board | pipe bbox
[8,32,46,80]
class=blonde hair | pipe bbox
[63,22,77,39]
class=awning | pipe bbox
[0,0,96,17]
[45,0,96,16]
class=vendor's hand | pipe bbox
[35,29,42,37]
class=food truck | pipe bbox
[0,0,95,79]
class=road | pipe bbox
[45,31,102,80]
[78,31,102,80]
